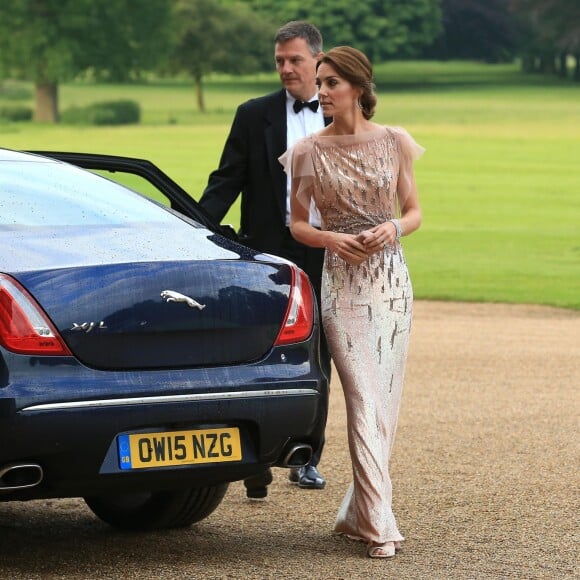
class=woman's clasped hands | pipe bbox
[329,222,398,266]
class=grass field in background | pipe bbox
[1,62,578,309]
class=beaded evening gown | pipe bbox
[281,126,424,546]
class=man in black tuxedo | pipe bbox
[199,21,330,499]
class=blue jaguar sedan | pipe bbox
[0,148,327,530]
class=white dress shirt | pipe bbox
[285,91,324,228]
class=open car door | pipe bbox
[27,151,238,242]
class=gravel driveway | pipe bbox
[1,301,578,579]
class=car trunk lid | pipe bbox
[12,260,291,369]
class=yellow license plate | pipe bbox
[118,427,242,470]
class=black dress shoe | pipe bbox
[297,465,325,489]
[244,467,273,500]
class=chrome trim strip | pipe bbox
[22,388,318,412]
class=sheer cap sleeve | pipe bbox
[390,126,424,214]
[278,136,316,211]
[391,126,425,161]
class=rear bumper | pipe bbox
[0,337,328,500]
[0,382,324,499]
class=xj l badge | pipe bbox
[161,290,206,310]
[71,321,107,332]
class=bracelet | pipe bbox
[388,219,403,240]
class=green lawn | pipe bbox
[1,62,578,309]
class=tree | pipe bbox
[0,0,172,122]
[425,0,521,62]
[509,0,580,79]
[237,0,443,62]
[168,0,275,112]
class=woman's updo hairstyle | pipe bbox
[317,46,377,120]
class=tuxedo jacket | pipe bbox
[199,89,328,258]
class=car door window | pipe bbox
[90,170,171,207]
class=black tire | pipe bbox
[84,483,229,530]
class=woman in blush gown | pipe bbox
[280,46,424,559]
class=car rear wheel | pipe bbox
[84,483,229,530]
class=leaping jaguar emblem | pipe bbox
[160,290,206,310]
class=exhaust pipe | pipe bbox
[0,463,43,491]
[279,444,312,468]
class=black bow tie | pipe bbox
[293,99,319,113]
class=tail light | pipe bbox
[0,274,71,355]
[274,266,315,346]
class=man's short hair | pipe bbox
[275,21,323,55]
